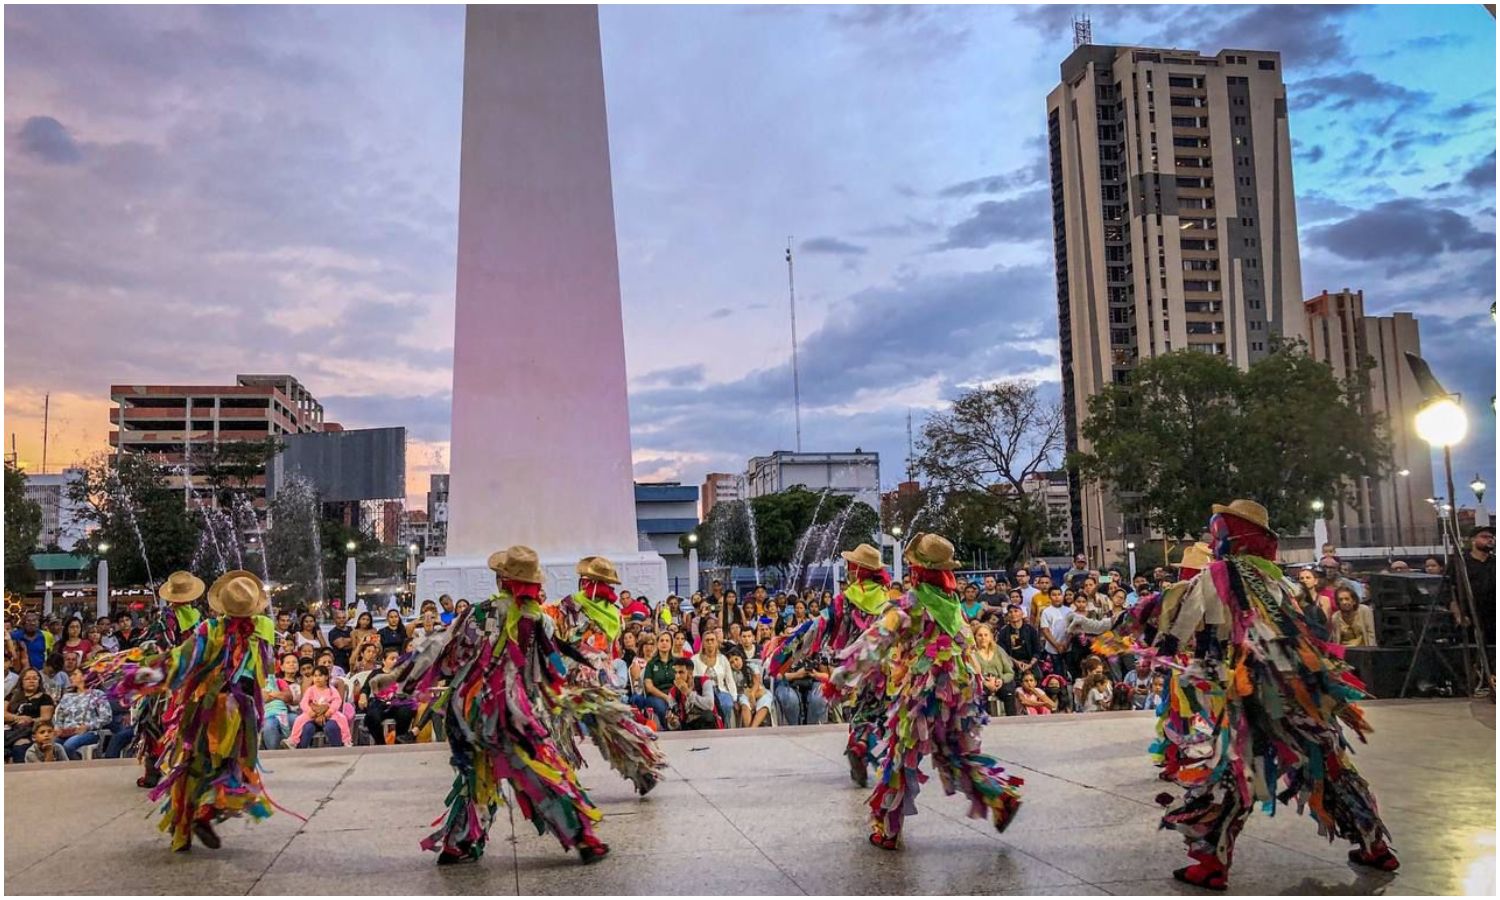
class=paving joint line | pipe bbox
[673,768,809,895]
[245,751,363,894]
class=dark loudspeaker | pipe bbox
[1344,645,1493,698]
[1367,574,1454,647]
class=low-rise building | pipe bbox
[635,482,700,596]
[745,450,880,512]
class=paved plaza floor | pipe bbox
[4,699,1493,896]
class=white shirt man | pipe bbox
[1038,594,1073,655]
[1014,569,1040,607]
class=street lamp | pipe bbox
[1472,475,1489,527]
[1404,350,1489,694]
[686,531,700,595]
[95,543,111,620]
[344,540,358,613]
[1310,500,1329,558]
[1125,541,1137,580]
[43,580,54,617]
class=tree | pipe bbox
[1072,341,1392,540]
[689,487,881,586]
[67,453,200,586]
[916,381,1066,566]
[5,463,42,593]
[197,437,283,509]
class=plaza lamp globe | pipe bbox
[1310,499,1325,513]
[687,532,698,545]
[346,540,358,553]
[1471,475,1487,504]
[1414,396,1468,448]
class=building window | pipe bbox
[1258,60,1275,70]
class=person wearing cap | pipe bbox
[91,569,285,852]
[1446,524,1495,690]
[832,533,1023,850]
[764,543,893,788]
[1117,500,1398,889]
[398,546,611,866]
[129,571,206,790]
[545,556,666,797]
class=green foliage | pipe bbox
[67,453,199,586]
[197,438,283,508]
[5,463,42,593]
[1072,341,1392,539]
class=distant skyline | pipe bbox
[5,5,1495,511]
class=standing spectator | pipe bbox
[23,722,66,763]
[10,613,48,671]
[1013,568,1039,608]
[1028,574,1054,624]
[1423,557,1444,576]
[1063,554,1090,589]
[960,583,984,621]
[1038,588,1072,678]
[1295,566,1337,621]
[273,611,295,647]
[1127,575,1152,607]
[377,609,408,655]
[1015,671,1055,715]
[637,632,676,728]
[437,595,456,626]
[293,613,327,654]
[326,608,354,672]
[691,630,736,727]
[51,668,112,758]
[1331,587,1378,648]
[113,616,141,651]
[293,666,347,748]
[1448,525,1496,660]
[619,590,649,622]
[5,668,55,761]
[96,616,121,653]
[350,612,378,659]
[408,603,445,643]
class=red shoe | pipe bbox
[1348,844,1400,872]
[1172,857,1228,891]
[868,831,899,851]
[579,837,611,865]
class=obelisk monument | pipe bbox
[418,4,665,602]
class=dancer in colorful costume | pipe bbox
[765,543,891,787]
[1118,499,1396,891]
[91,570,282,851]
[131,570,205,789]
[833,533,1023,849]
[399,546,610,866]
[544,555,666,796]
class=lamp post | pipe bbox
[1472,475,1488,527]
[883,525,904,585]
[1126,541,1137,581]
[1310,499,1328,558]
[96,542,111,620]
[1395,469,1410,548]
[43,580,54,618]
[345,539,358,614]
[1406,350,1490,694]
[687,532,699,595]
[407,543,420,604]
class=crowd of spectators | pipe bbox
[3,542,1443,762]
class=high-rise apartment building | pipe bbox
[1047,44,1305,560]
[1304,289,1436,547]
[109,374,329,506]
[700,472,743,520]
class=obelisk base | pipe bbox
[417,551,668,608]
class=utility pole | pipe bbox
[906,410,915,482]
[785,238,803,452]
[41,393,49,474]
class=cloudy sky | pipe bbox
[5,4,1495,512]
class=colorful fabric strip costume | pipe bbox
[832,534,1022,848]
[133,601,204,786]
[1117,501,1396,890]
[766,546,891,786]
[399,546,610,866]
[544,564,666,796]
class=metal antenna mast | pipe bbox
[41,393,50,475]
[1072,13,1092,48]
[906,410,915,481]
[786,238,803,452]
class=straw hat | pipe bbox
[902,533,962,571]
[158,570,205,605]
[206,570,269,618]
[840,543,884,571]
[487,545,544,585]
[1210,499,1271,531]
[576,555,622,584]
[1172,542,1214,572]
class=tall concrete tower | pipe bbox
[419,4,665,602]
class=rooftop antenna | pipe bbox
[906,409,915,482]
[41,392,49,475]
[785,238,803,452]
[1072,13,1092,49]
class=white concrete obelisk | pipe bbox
[418,4,665,603]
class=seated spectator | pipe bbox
[1123,659,1155,710]
[1015,671,1055,716]
[737,665,774,727]
[692,630,737,727]
[361,649,417,744]
[47,651,82,701]
[667,658,719,730]
[409,602,444,642]
[971,622,1017,716]
[437,595,456,626]
[1041,672,1072,713]
[634,633,676,729]
[57,616,92,662]
[41,652,67,703]
[274,611,295,647]
[263,654,299,749]
[1073,656,1112,713]
[1332,586,1378,647]
[22,721,66,763]
[316,648,347,682]
[998,606,1042,680]
[1141,672,1168,711]
[52,668,113,759]
[619,590,649,622]
[377,609,408,655]
[293,666,347,748]
[773,651,830,726]
[5,668,55,762]
[670,631,690,661]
